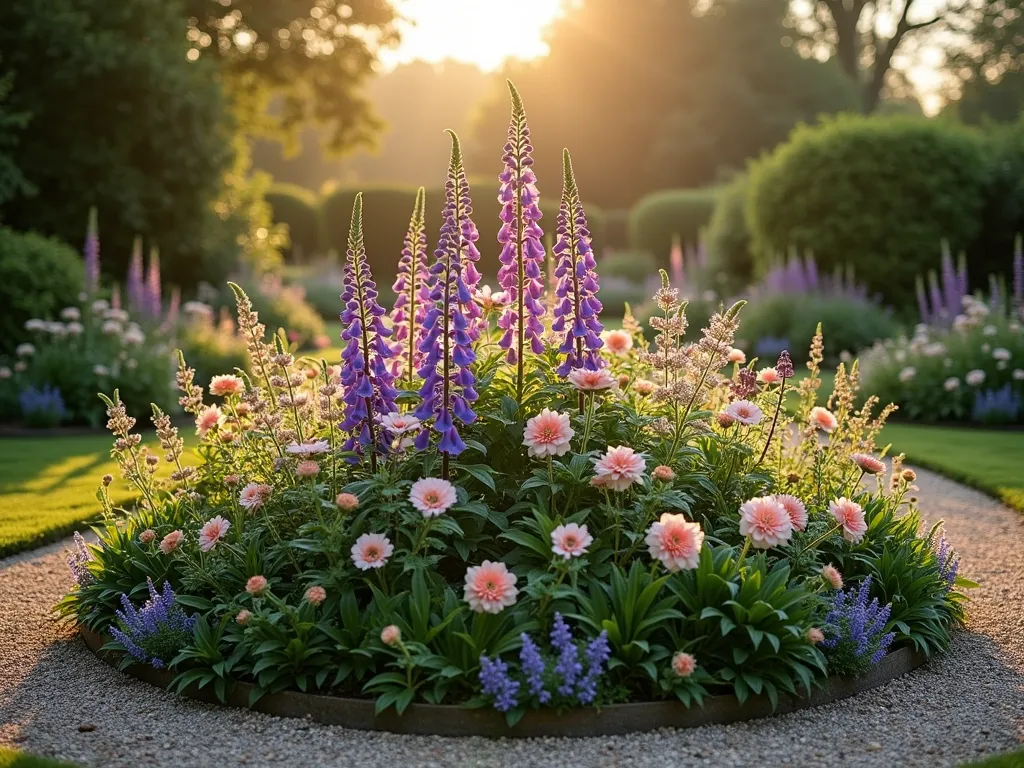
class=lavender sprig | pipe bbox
[479,655,519,712]
[519,633,551,703]
[551,612,582,696]
[390,187,430,388]
[66,532,94,587]
[820,576,896,673]
[576,630,610,705]
[935,533,960,593]
[110,578,196,669]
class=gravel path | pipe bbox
[2,466,1023,768]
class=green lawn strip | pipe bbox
[879,424,1024,514]
[0,748,78,768]
[962,749,1024,767]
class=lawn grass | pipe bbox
[0,748,76,768]
[963,750,1024,767]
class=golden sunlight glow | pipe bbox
[382,0,568,71]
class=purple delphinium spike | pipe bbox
[145,247,162,319]
[550,612,582,697]
[412,131,479,469]
[519,632,551,703]
[927,270,944,320]
[496,81,546,388]
[479,655,519,712]
[390,188,429,388]
[339,193,398,472]
[552,149,604,378]
[576,630,610,705]
[941,241,959,321]
[126,237,145,314]
[84,207,100,294]
[1013,235,1023,311]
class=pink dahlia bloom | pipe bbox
[830,497,867,543]
[335,492,360,512]
[351,533,393,570]
[235,609,252,626]
[239,482,273,513]
[633,378,656,396]
[380,412,422,436]
[523,408,574,458]
[739,496,793,549]
[463,560,518,614]
[851,453,886,475]
[807,627,825,645]
[381,624,402,646]
[304,586,327,605]
[602,329,634,356]
[808,406,838,433]
[295,460,320,479]
[652,465,676,482]
[726,347,746,364]
[775,494,808,532]
[409,477,458,518]
[286,440,331,456]
[246,575,268,596]
[646,513,704,572]
[592,446,646,492]
[671,652,696,678]
[568,368,617,391]
[208,374,245,397]
[724,399,762,426]
[757,367,781,384]
[550,523,593,559]
[822,564,843,590]
[195,405,222,436]
[198,515,230,552]
[139,529,156,545]
[159,530,183,555]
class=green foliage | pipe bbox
[706,174,754,296]
[0,747,79,768]
[628,188,718,268]
[0,227,83,354]
[598,250,657,285]
[175,305,249,387]
[970,120,1024,284]
[748,115,989,308]
[0,67,32,209]
[214,275,325,348]
[266,183,321,263]
[605,209,630,250]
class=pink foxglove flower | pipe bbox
[159,530,183,555]
[851,453,885,475]
[808,406,838,433]
[464,560,518,614]
[246,575,268,596]
[601,329,633,356]
[238,482,273,513]
[350,533,394,570]
[671,652,696,678]
[775,494,808,532]
[646,513,704,572]
[724,399,762,426]
[550,523,593,559]
[592,446,646,491]
[829,497,867,543]
[739,496,793,549]
[198,516,230,552]
[568,367,616,391]
[208,374,244,397]
[523,408,574,458]
[822,564,843,589]
[195,405,222,436]
[409,477,458,517]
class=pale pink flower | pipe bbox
[464,560,518,614]
[633,378,656,396]
[523,408,574,458]
[550,523,593,559]
[139,529,156,545]
[198,515,230,552]
[829,497,867,543]
[646,513,704,572]
[726,347,746,364]
[409,477,458,517]
[652,465,676,482]
[739,496,793,549]
[775,494,808,532]
[807,628,825,645]
[757,367,781,384]
[724,399,762,426]
[822,564,843,590]
[239,482,273,512]
[602,329,634,356]
[380,412,422,436]
[208,374,245,397]
[351,533,393,570]
[671,652,696,678]
[235,609,252,625]
[592,446,646,491]
[808,406,838,433]
[159,530,183,555]
[381,625,402,646]
[851,453,885,475]
[195,405,222,436]
[568,367,617,391]
[304,586,327,605]
[286,440,331,456]
[473,284,509,312]
[295,460,320,479]
[717,412,735,428]
[335,492,360,512]
[246,575,268,596]
[224,474,241,487]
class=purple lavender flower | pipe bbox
[109,578,196,668]
[479,655,519,712]
[145,247,162,319]
[390,187,430,387]
[935,532,960,593]
[65,532,93,587]
[412,131,478,464]
[576,630,610,705]
[126,237,145,314]
[550,612,582,696]
[552,149,603,377]
[820,576,896,674]
[972,384,1021,424]
[519,632,551,703]
[84,207,100,294]
[496,81,546,380]
[339,193,398,472]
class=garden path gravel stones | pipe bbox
[1,466,1022,768]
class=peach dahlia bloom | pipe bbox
[208,374,245,397]
[523,408,574,458]
[652,465,676,482]
[775,494,808,532]
[295,460,320,479]
[739,496,793,549]
[235,609,252,626]
[592,446,646,491]
[757,367,781,385]
[550,523,593,559]
[381,625,402,646]
[829,497,867,543]
[246,575,268,596]
[159,530,183,555]
[851,453,886,475]
[602,329,634,356]
[671,652,697,678]
[726,347,746,364]
[724,399,762,426]
[139,529,156,545]
[335,492,360,512]
[195,405,222,436]
[409,477,458,517]
[822,564,843,590]
[198,515,230,552]
[304,586,327,605]
[646,513,704,572]
[239,482,273,512]
[808,406,838,433]
[633,378,656,396]
[351,533,393,570]
[464,560,518,614]
[568,367,617,391]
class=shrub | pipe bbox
[174,303,249,388]
[970,121,1024,284]
[266,184,321,263]
[605,209,630,250]
[0,227,84,354]
[214,275,326,350]
[597,249,657,285]
[748,115,989,309]
[628,188,718,268]
[705,174,754,296]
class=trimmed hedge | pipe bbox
[266,183,321,263]
[627,188,718,268]
[971,121,1024,283]
[0,227,84,353]
[604,209,630,251]
[705,174,754,296]
[748,115,989,308]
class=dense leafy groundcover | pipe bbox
[59,85,969,727]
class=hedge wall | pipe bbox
[627,188,719,268]
[266,183,321,263]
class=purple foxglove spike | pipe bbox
[496,81,546,385]
[339,193,397,472]
[413,131,478,468]
[804,251,819,292]
[84,207,100,294]
[927,270,944,319]
[552,149,604,377]
[146,247,161,319]
[390,187,430,387]
[915,275,929,324]
[940,242,958,320]
[126,237,145,314]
